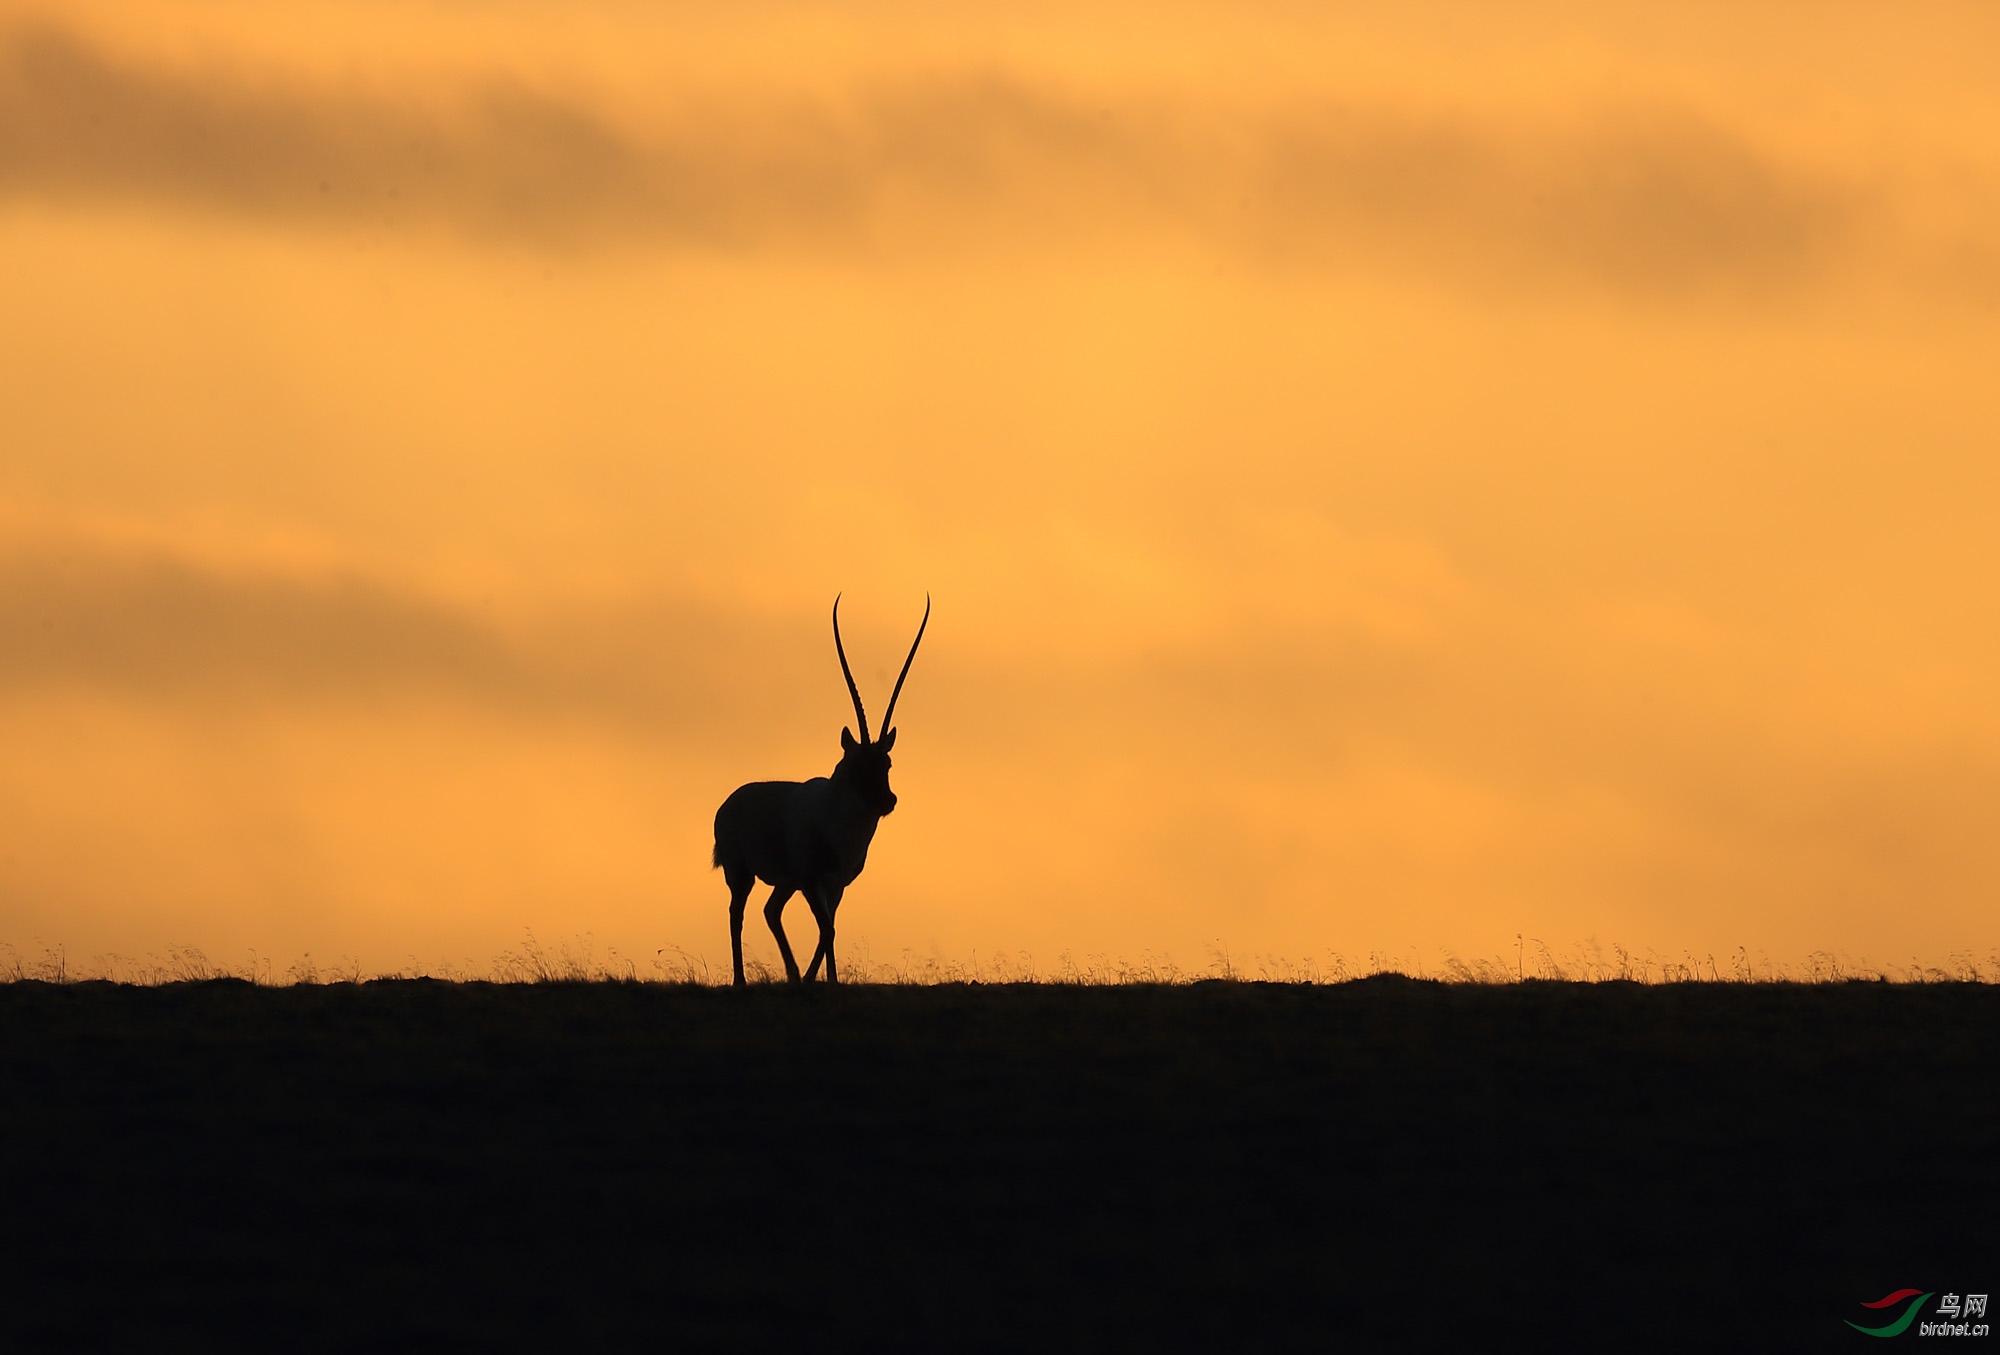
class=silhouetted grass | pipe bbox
[1,974,1993,1349]
[7,934,1994,987]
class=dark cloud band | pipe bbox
[0,22,1863,293]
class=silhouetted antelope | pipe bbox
[712,595,930,985]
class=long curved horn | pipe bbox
[879,593,931,736]
[832,594,870,743]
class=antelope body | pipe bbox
[712,596,929,985]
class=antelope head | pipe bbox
[832,593,930,818]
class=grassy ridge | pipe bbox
[2,978,1994,1349]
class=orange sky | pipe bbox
[3,1,1998,979]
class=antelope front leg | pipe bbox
[802,884,843,984]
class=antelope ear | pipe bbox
[841,727,859,753]
[878,728,897,752]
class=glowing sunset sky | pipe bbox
[3,0,1998,976]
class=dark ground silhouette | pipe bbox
[1,978,1993,1349]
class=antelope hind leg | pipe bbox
[763,885,802,982]
[725,868,754,987]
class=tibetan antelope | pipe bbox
[712,595,930,985]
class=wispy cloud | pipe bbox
[0,535,831,748]
[0,22,1877,294]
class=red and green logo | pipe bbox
[1846,1290,1934,1338]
